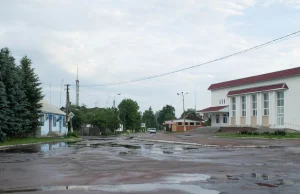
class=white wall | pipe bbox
[210,75,300,129]
[283,76,300,129]
[40,114,67,136]
[211,113,229,127]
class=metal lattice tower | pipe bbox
[76,66,79,106]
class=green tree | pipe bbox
[91,108,107,129]
[157,105,176,125]
[142,106,156,129]
[180,108,197,118]
[0,48,29,137]
[105,108,120,132]
[70,104,86,130]
[0,81,8,141]
[19,56,43,135]
[118,99,140,131]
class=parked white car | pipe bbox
[147,128,156,134]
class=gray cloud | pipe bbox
[0,0,299,117]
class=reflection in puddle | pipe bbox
[0,174,219,194]
[0,184,219,194]
[165,174,211,183]
[0,142,68,154]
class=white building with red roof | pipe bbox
[198,66,300,130]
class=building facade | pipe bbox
[198,67,300,130]
[164,115,204,132]
[39,100,67,136]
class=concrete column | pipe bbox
[236,96,241,126]
[269,91,277,127]
[257,93,262,126]
[246,94,251,126]
[228,96,231,125]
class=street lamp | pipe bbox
[177,92,188,132]
[113,93,121,108]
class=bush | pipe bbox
[252,132,259,135]
[205,118,211,126]
[64,131,80,138]
[273,130,286,136]
[262,131,271,136]
[240,130,249,134]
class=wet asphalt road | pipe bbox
[1,134,300,194]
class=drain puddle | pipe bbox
[0,174,219,194]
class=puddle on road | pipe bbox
[0,142,68,154]
[0,174,219,194]
[226,173,291,188]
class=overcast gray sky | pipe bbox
[1,0,299,117]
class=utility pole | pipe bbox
[177,92,188,132]
[65,84,71,133]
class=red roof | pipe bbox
[227,83,288,96]
[198,105,228,113]
[208,66,300,90]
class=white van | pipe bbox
[147,128,156,134]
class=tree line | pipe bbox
[70,100,178,133]
[0,48,43,142]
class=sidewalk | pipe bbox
[134,132,300,148]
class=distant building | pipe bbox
[164,115,203,132]
[39,100,67,136]
[198,67,300,130]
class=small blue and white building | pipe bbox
[39,100,67,136]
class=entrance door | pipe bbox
[59,119,62,133]
[49,117,52,132]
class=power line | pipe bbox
[77,30,300,87]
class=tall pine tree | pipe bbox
[0,81,8,141]
[0,48,30,137]
[19,56,43,135]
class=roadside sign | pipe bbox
[69,112,75,119]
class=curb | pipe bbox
[0,138,82,150]
[133,138,272,148]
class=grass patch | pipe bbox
[64,131,80,138]
[217,133,300,139]
[0,137,79,146]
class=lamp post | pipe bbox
[113,93,121,108]
[177,92,188,132]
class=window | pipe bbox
[39,115,45,126]
[220,99,221,104]
[241,96,246,116]
[277,91,284,126]
[223,114,228,123]
[232,97,236,117]
[223,99,225,104]
[185,122,189,126]
[252,94,257,116]
[195,122,200,126]
[178,122,182,126]
[63,116,66,127]
[216,115,220,123]
[190,122,194,126]
[263,93,269,116]
[53,115,56,127]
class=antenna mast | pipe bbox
[76,65,79,106]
